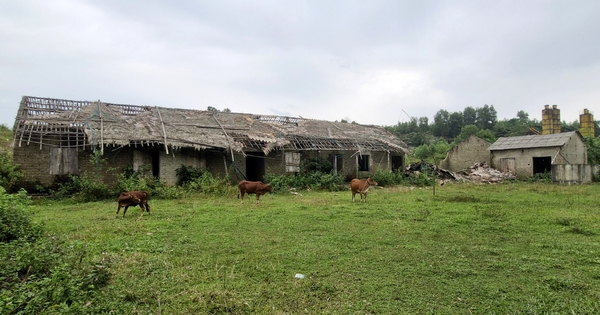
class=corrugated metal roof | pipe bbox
[488,131,578,151]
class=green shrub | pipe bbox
[264,171,345,192]
[186,172,233,196]
[50,174,112,202]
[0,187,112,314]
[0,237,113,314]
[373,168,406,186]
[0,152,23,193]
[0,188,39,243]
[176,165,203,186]
[404,172,434,187]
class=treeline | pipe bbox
[386,105,596,146]
[384,105,600,164]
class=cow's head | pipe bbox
[367,177,378,186]
[128,193,142,204]
[265,183,273,193]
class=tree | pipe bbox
[448,112,464,138]
[433,110,450,138]
[413,139,449,165]
[476,104,497,130]
[454,125,480,144]
[463,107,477,126]
[207,106,231,113]
[418,117,430,132]
[583,136,600,165]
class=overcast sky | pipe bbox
[2,0,599,129]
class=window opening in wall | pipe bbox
[392,155,404,172]
[246,152,266,181]
[358,154,370,171]
[532,156,551,175]
[285,152,301,172]
[151,150,160,177]
[328,154,343,174]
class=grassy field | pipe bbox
[31,182,600,314]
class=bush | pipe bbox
[0,188,39,243]
[176,165,203,186]
[49,174,112,202]
[186,172,233,196]
[264,172,345,192]
[373,168,406,186]
[0,152,23,193]
[0,187,112,314]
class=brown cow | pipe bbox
[237,180,273,205]
[116,191,150,219]
[350,177,378,202]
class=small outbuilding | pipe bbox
[12,96,408,188]
[487,131,588,179]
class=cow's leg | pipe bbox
[137,204,145,220]
[256,194,260,205]
[116,204,122,218]
[240,191,245,204]
[123,206,129,217]
[352,191,356,202]
[145,202,151,214]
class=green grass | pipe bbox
[31,182,600,314]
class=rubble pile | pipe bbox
[404,161,515,184]
[459,162,515,184]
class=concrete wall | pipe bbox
[490,134,588,179]
[552,164,595,183]
[490,147,560,178]
[559,134,587,164]
[440,136,491,171]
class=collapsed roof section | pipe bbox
[13,96,408,155]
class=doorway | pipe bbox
[246,152,266,181]
[532,156,551,175]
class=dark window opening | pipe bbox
[358,155,370,172]
[533,156,551,175]
[246,152,266,181]
[151,150,160,177]
[392,156,404,172]
[328,154,343,174]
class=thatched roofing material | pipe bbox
[13,96,408,154]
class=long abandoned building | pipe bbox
[12,96,408,188]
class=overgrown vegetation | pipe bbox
[0,187,111,314]
[264,157,345,192]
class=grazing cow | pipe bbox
[350,177,378,202]
[237,180,273,205]
[116,191,150,219]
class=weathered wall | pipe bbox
[440,136,491,171]
[490,134,588,179]
[14,143,132,189]
[559,134,587,164]
[15,141,405,188]
[490,147,559,178]
[552,164,595,183]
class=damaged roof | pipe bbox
[488,131,581,151]
[13,96,408,155]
